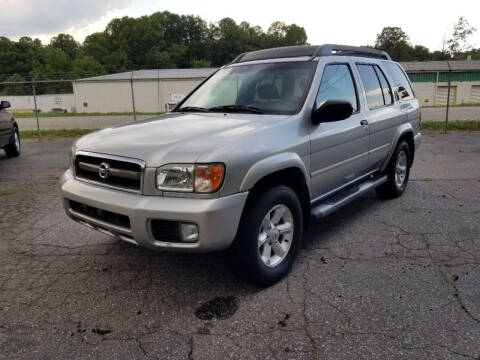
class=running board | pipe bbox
[311,175,388,218]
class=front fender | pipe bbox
[239,152,309,192]
[380,123,414,172]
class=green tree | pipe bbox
[1,74,30,95]
[71,56,105,78]
[191,59,212,68]
[50,34,79,59]
[102,51,132,73]
[375,27,414,61]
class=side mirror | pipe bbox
[312,100,353,125]
[0,100,11,109]
[397,86,409,99]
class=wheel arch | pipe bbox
[380,125,415,171]
[240,153,311,227]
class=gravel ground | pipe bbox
[0,132,479,359]
[13,107,480,131]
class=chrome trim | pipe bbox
[311,169,379,204]
[74,150,146,194]
[78,161,141,180]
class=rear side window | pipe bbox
[356,64,384,109]
[383,62,414,101]
[315,64,358,112]
[374,65,393,105]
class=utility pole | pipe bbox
[130,71,137,121]
[445,61,452,134]
[31,79,41,139]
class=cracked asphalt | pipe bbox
[1,132,479,359]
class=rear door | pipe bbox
[309,62,369,199]
[382,61,420,124]
[354,63,404,171]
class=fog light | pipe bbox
[179,223,199,243]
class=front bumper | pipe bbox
[60,170,248,252]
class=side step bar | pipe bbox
[311,174,388,218]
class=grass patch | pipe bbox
[20,128,99,139]
[13,111,161,118]
[421,120,480,131]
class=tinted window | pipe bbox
[383,62,414,101]
[374,65,393,105]
[315,64,358,112]
[356,64,384,109]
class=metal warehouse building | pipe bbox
[73,68,216,113]
[401,60,480,106]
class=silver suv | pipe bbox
[61,45,421,285]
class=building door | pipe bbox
[471,85,480,103]
[435,86,457,105]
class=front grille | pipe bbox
[150,220,181,242]
[69,200,131,229]
[74,152,144,193]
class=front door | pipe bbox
[309,62,369,199]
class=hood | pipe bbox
[75,112,289,166]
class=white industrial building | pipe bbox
[400,60,480,106]
[73,68,216,113]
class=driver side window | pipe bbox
[315,64,358,112]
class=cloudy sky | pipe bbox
[1,0,479,51]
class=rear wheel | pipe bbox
[376,141,410,198]
[4,127,20,158]
[229,185,303,286]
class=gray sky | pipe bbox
[1,0,479,51]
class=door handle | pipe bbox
[360,120,369,126]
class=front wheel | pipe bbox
[228,185,303,286]
[4,127,21,158]
[376,141,411,198]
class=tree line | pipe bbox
[0,11,477,95]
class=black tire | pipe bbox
[4,126,20,158]
[228,185,303,286]
[376,141,411,198]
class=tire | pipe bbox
[228,185,303,286]
[4,127,21,158]
[376,141,411,198]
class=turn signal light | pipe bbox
[194,164,224,193]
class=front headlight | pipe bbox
[156,163,224,193]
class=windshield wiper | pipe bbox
[176,106,211,113]
[209,105,264,114]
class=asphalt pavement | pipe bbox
[0,132,479,359]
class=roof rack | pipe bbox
[314,44,391,60]
[231,44,391,64]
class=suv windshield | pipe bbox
[177,61,315,115]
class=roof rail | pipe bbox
[230,44,391,64]
[314,44,391,60]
